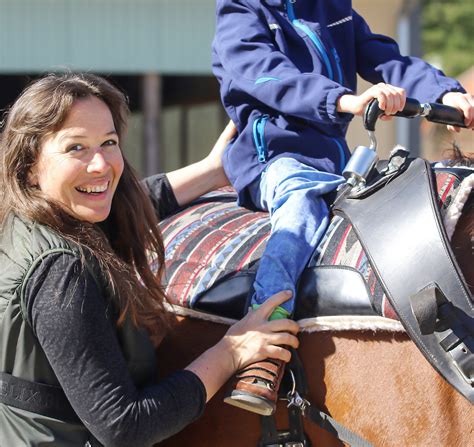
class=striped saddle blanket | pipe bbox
[156,168,466,322]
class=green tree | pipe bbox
[422,0,474,77]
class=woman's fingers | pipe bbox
[215,120,237,145]
[210,120,236,157]
[225,290,301,369]
[267,317,300,335]
[265,345,293,363]
[255,290,292,320]
[223,119,237,137]
[266,331,300,349]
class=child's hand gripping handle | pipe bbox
[425,103,466,128]
[363,98,421,131]
[363,98,466,131]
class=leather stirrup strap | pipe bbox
[334,158,473,402]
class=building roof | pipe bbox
[0,0,216,74]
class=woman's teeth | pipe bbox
[76,183,108,193]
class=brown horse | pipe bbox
[156,166,473,447]
[157,324,472,446]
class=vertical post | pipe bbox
[179,106,189,167]
[397,0,421,156]
[142,73,162,176]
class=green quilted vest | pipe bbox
[0,215,156,446]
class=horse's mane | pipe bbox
[441,142,474,168]
[444,173,473,240]
[439,143,474,240]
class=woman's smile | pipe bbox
[76,180,109,194]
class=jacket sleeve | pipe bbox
[214,0,353,124]
[142,173,181,220]
[352,10,465,103]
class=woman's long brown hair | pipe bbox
[0,73,170,341]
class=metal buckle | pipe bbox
[285,370,310,414]
[450,337,474,385]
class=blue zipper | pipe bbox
[286,0,344,85]
[253,114,270,163]
[331,48,344,85]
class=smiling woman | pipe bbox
[29,97,124,223]
[0,73,299,447]
[0,74,165,338]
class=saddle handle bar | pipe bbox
[363,97,467,131]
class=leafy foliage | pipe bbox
[422,0,474,77]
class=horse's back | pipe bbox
[156,316,473,447]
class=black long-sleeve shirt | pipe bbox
[24,174,206,447]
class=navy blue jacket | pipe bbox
[212,0,464,207]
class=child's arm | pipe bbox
[214,0,353,125]
[337,83,407,117]
[337,84,473,132]
[352,10,465,105]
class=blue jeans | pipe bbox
[250,157,345,314]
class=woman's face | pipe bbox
[30,96,124,223]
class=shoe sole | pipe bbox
[223,390,276,416]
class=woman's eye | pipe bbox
[102,139,118,148]
[67,144,85,153]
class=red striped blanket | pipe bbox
[155,171,464,319]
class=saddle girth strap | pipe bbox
[333,157,473,402]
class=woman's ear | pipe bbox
[27,166,39,187]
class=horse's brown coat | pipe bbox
[157,320,473,446]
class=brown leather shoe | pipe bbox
[223,359,285,416]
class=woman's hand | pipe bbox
[441,92,474,132]
[184,290,299,402]
[220,290,300,372]
[337,83,406,119]
[166,120,237,206]
[203,120,236,189]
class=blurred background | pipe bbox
[0,0,472,177]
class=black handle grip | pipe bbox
[395,98,423,118]
[363,98,422,131]
[363,99,384,131]
[426,103,466,128]
[363,97,467,131]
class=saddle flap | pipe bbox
[334,157,474,402]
